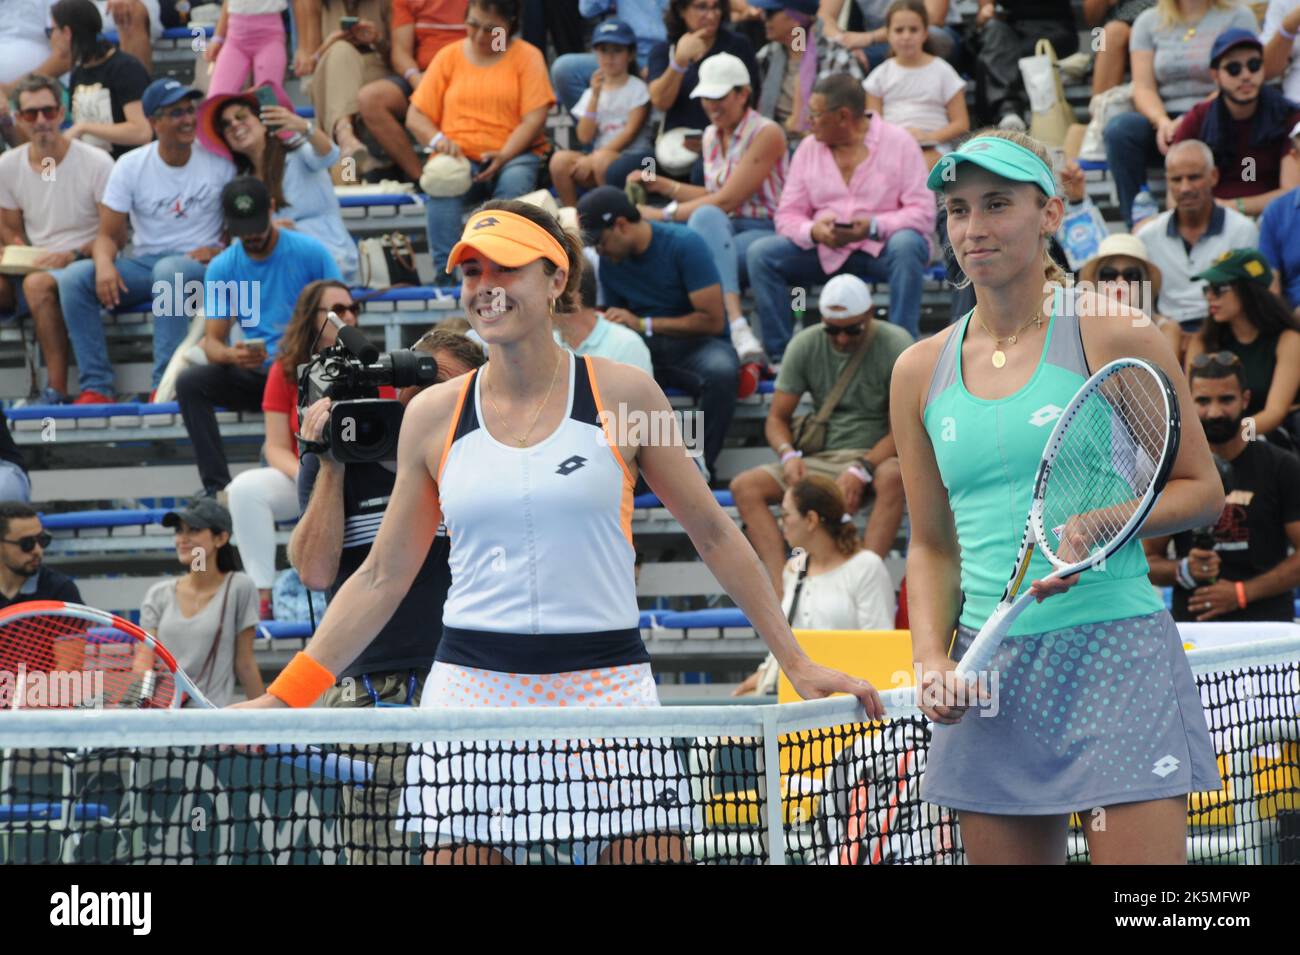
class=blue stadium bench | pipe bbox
[0,803,111,822]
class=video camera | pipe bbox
[297,313,439,463]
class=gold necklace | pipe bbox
[485,348,564,446]
[975,307,1042,369]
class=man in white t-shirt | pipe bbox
[37,78,234,404]
[0,75,115,402]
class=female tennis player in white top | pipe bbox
[891,130,1224,864]
[235,198,884,864]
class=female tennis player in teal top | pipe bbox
[891,129,1225,864]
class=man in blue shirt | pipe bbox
[578,186,735,481]
[1259,121,1300,314]
[177,177,341,494]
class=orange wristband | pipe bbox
[267,652,336,708]
[1235,581,1248,610]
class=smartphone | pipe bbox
[254,84,280,128]
[242,338,267,357]
[833,221,854,230]
[340,16,359,30]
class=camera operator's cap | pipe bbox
[419,152,473,197]
[591,18,636,48]
[690,53,751,99]
[222,176,272,237]
[927,135,1057,197]
[819,274,873,319]
[161,497,233,535]
[446,209,570,273]
[142,78,202,117]
[1210,28,1262,67]
[576,185,638,242]
[1193,248,1273,287]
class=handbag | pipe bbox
[357,231,419,288]
[789,323,874,455]
[1019,39,1075,148]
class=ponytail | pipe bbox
[791,475,862,557]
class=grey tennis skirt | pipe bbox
[921,609,1222,815]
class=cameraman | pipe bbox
[288,326,484,864]
[1143,354,1300,623]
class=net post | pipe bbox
[759,707,786,865]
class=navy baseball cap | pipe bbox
[746,0,820,13]
[141,78,201,116]
[577,185,640,241]
[1210,28,1262,67]
[591,18,636,48]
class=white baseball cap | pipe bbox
[819,274,874,319]
[690,53,751,100]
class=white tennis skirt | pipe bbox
[398,662,696,852]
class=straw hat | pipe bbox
[1077,233,1162,300]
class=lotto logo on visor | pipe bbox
[473,217,501,230]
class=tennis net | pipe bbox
[0,636,1296,864]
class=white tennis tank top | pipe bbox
[437,351,638,635]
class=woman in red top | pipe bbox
[227,280,360,617]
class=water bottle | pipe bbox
[1058,199,1109,271]
[1131,187,1159,226]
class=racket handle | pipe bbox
[954,594,1035,678]
[262,744,374,786]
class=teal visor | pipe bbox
[926,136,1057,197]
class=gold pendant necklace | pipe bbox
[486,348,564,447]
[976,307,1042,369]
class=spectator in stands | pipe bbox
[747,74,932,355]
[1138,140,1258,329]
[138,498,263,707]
[295,0,391,165]
[92,0,160,71]
[0,75,114,406]
[973,0,1077,130]
[749,0,821,137]
[549,19,653,207]
[49,0,152,158]
[731,274,908,590]
[1263,0,1300,102]
[226,281,361,617]
[1259,120,1300,311]
[553,262,654,375]
[632,52,786,366]
[1185,249,1300,437]
[353,0,468,184]
[1104,0,1259,227]
[818,0,960,69]
[0,503,80,610]
[641,0,762,189]
[289,327,483,863]
[198,86,360,281]
[551,2,669,111]
[1077,233,1186,358]
[205,0,291,96]
[31,78,234,405]
[577,185,736,481]
[178,177,342,496]
[1172,29,1300,216]
[1085,0,1157,96]
[1143,355,1300,623]
[863,0,969,170]
[406,0,555,278]
[0,409,29,502]
[734,473,896,694]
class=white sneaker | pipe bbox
[730,318,766,365]
[998,112,1027,132]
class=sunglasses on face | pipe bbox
[219,108,256,131]
[317,303,361,317]
[16,105,60,122]
[1220,58,1263,77]
[1190,350,1242,370]
[1098,266,1146,283]
[1202,283,1230,297]
[3,533,52,552]
[823,321,866,337]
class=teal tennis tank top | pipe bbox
[923,288,1164,635]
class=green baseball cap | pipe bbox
[1194,248,1273,287]
[927,135,1057,197]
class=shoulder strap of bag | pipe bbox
[194,574,233,688]
[810,320,875,426]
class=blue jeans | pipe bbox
[550,52,597,112]
[424,152,543,277]
[1103,110,1165,228]
[54,252,207,395]
[746,230,928,357]
[646,335,738,478]
[685,206,773,297]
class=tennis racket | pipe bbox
[0,600,370,783]
[954,357,1181,679]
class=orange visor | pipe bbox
[446,209,569,273]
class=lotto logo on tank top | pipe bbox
[556,455,587,476]
[1028,404,1064,428]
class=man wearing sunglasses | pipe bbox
[731,274,909,593]
[1172,29,1300,218]
[0,503,82,611]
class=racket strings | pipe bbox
[1039,367,1169,564]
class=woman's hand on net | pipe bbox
[786,657,885,719]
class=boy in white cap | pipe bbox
[729,273,912,593]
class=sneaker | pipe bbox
[15,387,68,408]
[997,112,1027,132]
[737,361,762,400]
[258,595,273,621]
[73,389,115,405]
[729,318,766,365]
